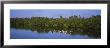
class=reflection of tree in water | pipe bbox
[11,25,100,38]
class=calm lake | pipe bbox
[10,28,100,39]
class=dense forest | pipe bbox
[10,15,101,38]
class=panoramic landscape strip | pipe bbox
[10,9,101,39]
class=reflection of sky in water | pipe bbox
[10,28,94,39]
[10,9,101,18]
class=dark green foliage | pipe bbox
[10,15,101,38]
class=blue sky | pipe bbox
[10,9,101,18]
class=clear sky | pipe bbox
[10,9,101,18]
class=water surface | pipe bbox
[10,28,99,39]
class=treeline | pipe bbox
[10,15,101,38]
[11,15,101,31]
